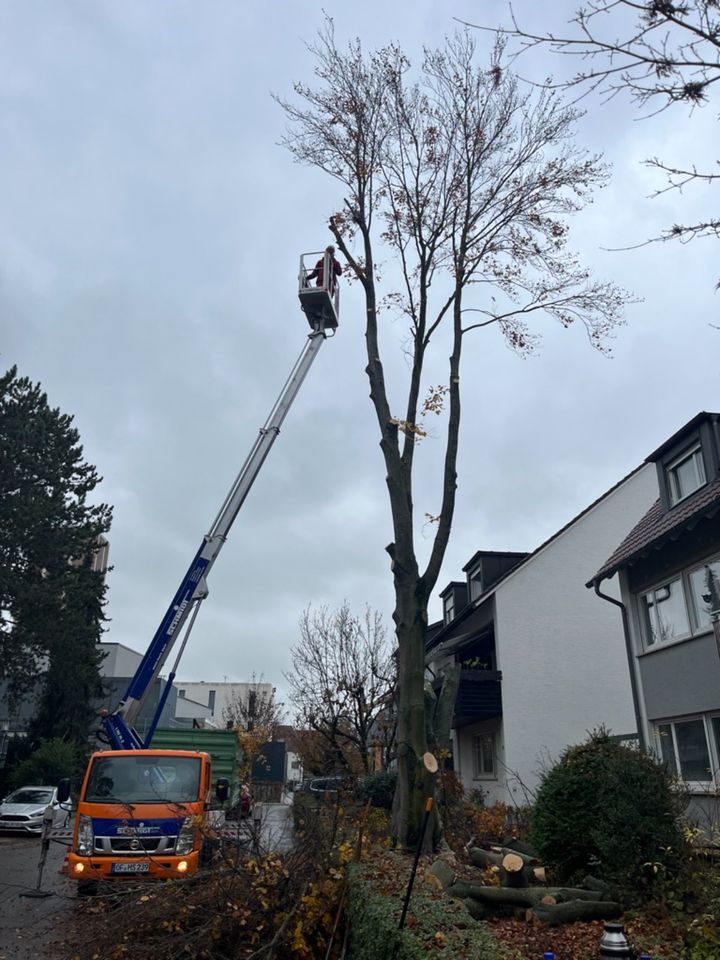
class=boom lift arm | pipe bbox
[103,252,339,749]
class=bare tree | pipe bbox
[278,25,628,848]
[465,1,719,262]
[285,604,395,774]
[222,673,284,736]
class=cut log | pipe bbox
[452,885,549,907]
[427,858,455,890]
[500,867,529,888]
[500,846,539,868]
[582,874,611,893]
[446,882,485,900]
[501,852,525,874]
[502,837,540,859]
[468,847,503,869]
[531,866,546,885]
[540,895,557,906]
[465,899,494,921]
[550,887,611,903]
[531,899,623,926]
[447,883,613,909]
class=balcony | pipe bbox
[453,668,502,729]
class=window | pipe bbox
[178,689,186,698]
[472,733,495,779]
[208,690,216,714]
[688,562,720,630]
[444,596,455,625]
[654,717,713,784]
[641,577,690,646]
[639,555,720,650]
[468,566,483,601]
[666,443,706,506]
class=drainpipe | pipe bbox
[593,581,647,753]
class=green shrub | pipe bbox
[346,860,500,960]
[530,729,688,896]
[355,770,397,810]
[685,864,720,958]
[7,738,78,791]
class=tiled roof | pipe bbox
[589,475,720,585]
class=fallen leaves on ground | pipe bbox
[482,911,686,960]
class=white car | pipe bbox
[0,785,71,835]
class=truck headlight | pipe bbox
[175,817,196,856]
[76,814,94,856]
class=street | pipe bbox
[0,831,74,960]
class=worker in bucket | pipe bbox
[306,245,342,294]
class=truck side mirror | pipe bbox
[215,777,229,802]
[56,778,71,804]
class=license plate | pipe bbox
[111,862,150,874]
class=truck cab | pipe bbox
[67,749,215,886]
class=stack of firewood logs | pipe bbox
[436,839,623,926]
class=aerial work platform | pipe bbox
[102,249,339,750]
[298,249,341,331]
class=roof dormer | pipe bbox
[439,581,468,625]
[462,551,528,601]
[648,412,720,513]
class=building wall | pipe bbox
[175,681,275,726]
[639,633,720,719]
[98,642,143,679]
[97,678,178,739]
[491,464,658,804]
[453,717,507,805]
[174,695,214,722]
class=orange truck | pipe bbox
[66,749,227,891]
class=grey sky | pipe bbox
[2,1,717,708]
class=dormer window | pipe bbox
[667,443,706,506]
[443,595,455,625]
[468,566,483,601]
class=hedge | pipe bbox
[346,860,500,960]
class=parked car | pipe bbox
[292,776,354,828]
[295,776,346,796]
[0,785,71,835]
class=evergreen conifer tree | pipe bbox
[0,366,112,749]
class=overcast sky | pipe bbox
[2,1,717,710]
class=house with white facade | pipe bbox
[175,680,275,728]
[426,463,659,806]
[588,412,720,827]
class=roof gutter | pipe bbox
[592,581,647,753]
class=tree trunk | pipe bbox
[391,581,437,850]
[429,662,460,753]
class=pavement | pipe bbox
[0,831,74,960]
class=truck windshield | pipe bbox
[84,756,201,804]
